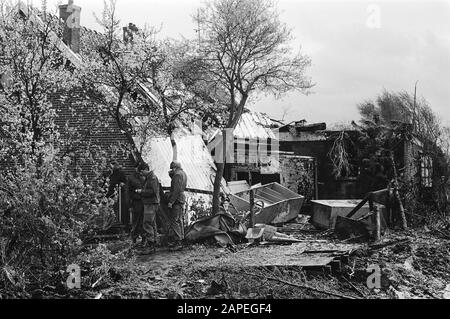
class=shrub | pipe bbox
[0,158,113,297]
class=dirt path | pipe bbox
[87,229,449,299]
[135,246,226,277]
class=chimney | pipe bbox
[59,0,81,54]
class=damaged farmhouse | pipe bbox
[0,0,449,301]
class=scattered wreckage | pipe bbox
[87,177,405,273]
[180,181,409,274]
[79,180,446,300]
[184,182,305,246]
[186,180,397,245]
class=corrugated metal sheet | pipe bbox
[142,135,217,193]
[234,112,278,139]
[206,112,279,143]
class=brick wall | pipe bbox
[50,88,137,181]
[1,87,137,185]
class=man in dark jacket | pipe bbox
[166,160,187,249]
[127,162,160,253]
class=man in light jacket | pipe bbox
[166,160,187,249]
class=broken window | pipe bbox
[420,155,433,188]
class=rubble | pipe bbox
[21,185,448,300]
[38,224,447,300]
[334,215,373,241]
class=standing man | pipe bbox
[127,162,160,254]
[166,160,187,250]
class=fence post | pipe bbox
[248,170,255,227]
[375,206,381,242]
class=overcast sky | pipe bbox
[45,0,450,126]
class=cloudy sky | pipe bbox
[45,0,450,126]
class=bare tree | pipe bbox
[84,1,216,163]
[280,105,292,122]
[195,0,314,214]
[81,0,165,162]
[147,39,217,135]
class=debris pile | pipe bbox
[49,184,449,300]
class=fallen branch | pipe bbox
[303,250,343,254]
[341,276,366,298]
[243,271,358,299]
[390,153,407,230]
[92,275,105,289]
[342,235,365,243]
[433,229,450,240]
[329,131,351,179]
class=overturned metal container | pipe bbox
[229,182,305,224]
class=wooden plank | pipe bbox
[246,256,335,268]
[249,186,255,227]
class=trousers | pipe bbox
[167,203,184,242]
[131,201,158,244]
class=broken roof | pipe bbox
[207,111,280,143]
[234,111,279,140]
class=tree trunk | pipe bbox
[170,132,177,162]
[212,162,225,215]
[393,185,408,230]
[212,94,248,215]
[375,206,381,241]
[390,152,408,230]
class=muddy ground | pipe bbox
[68,225,450,300]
